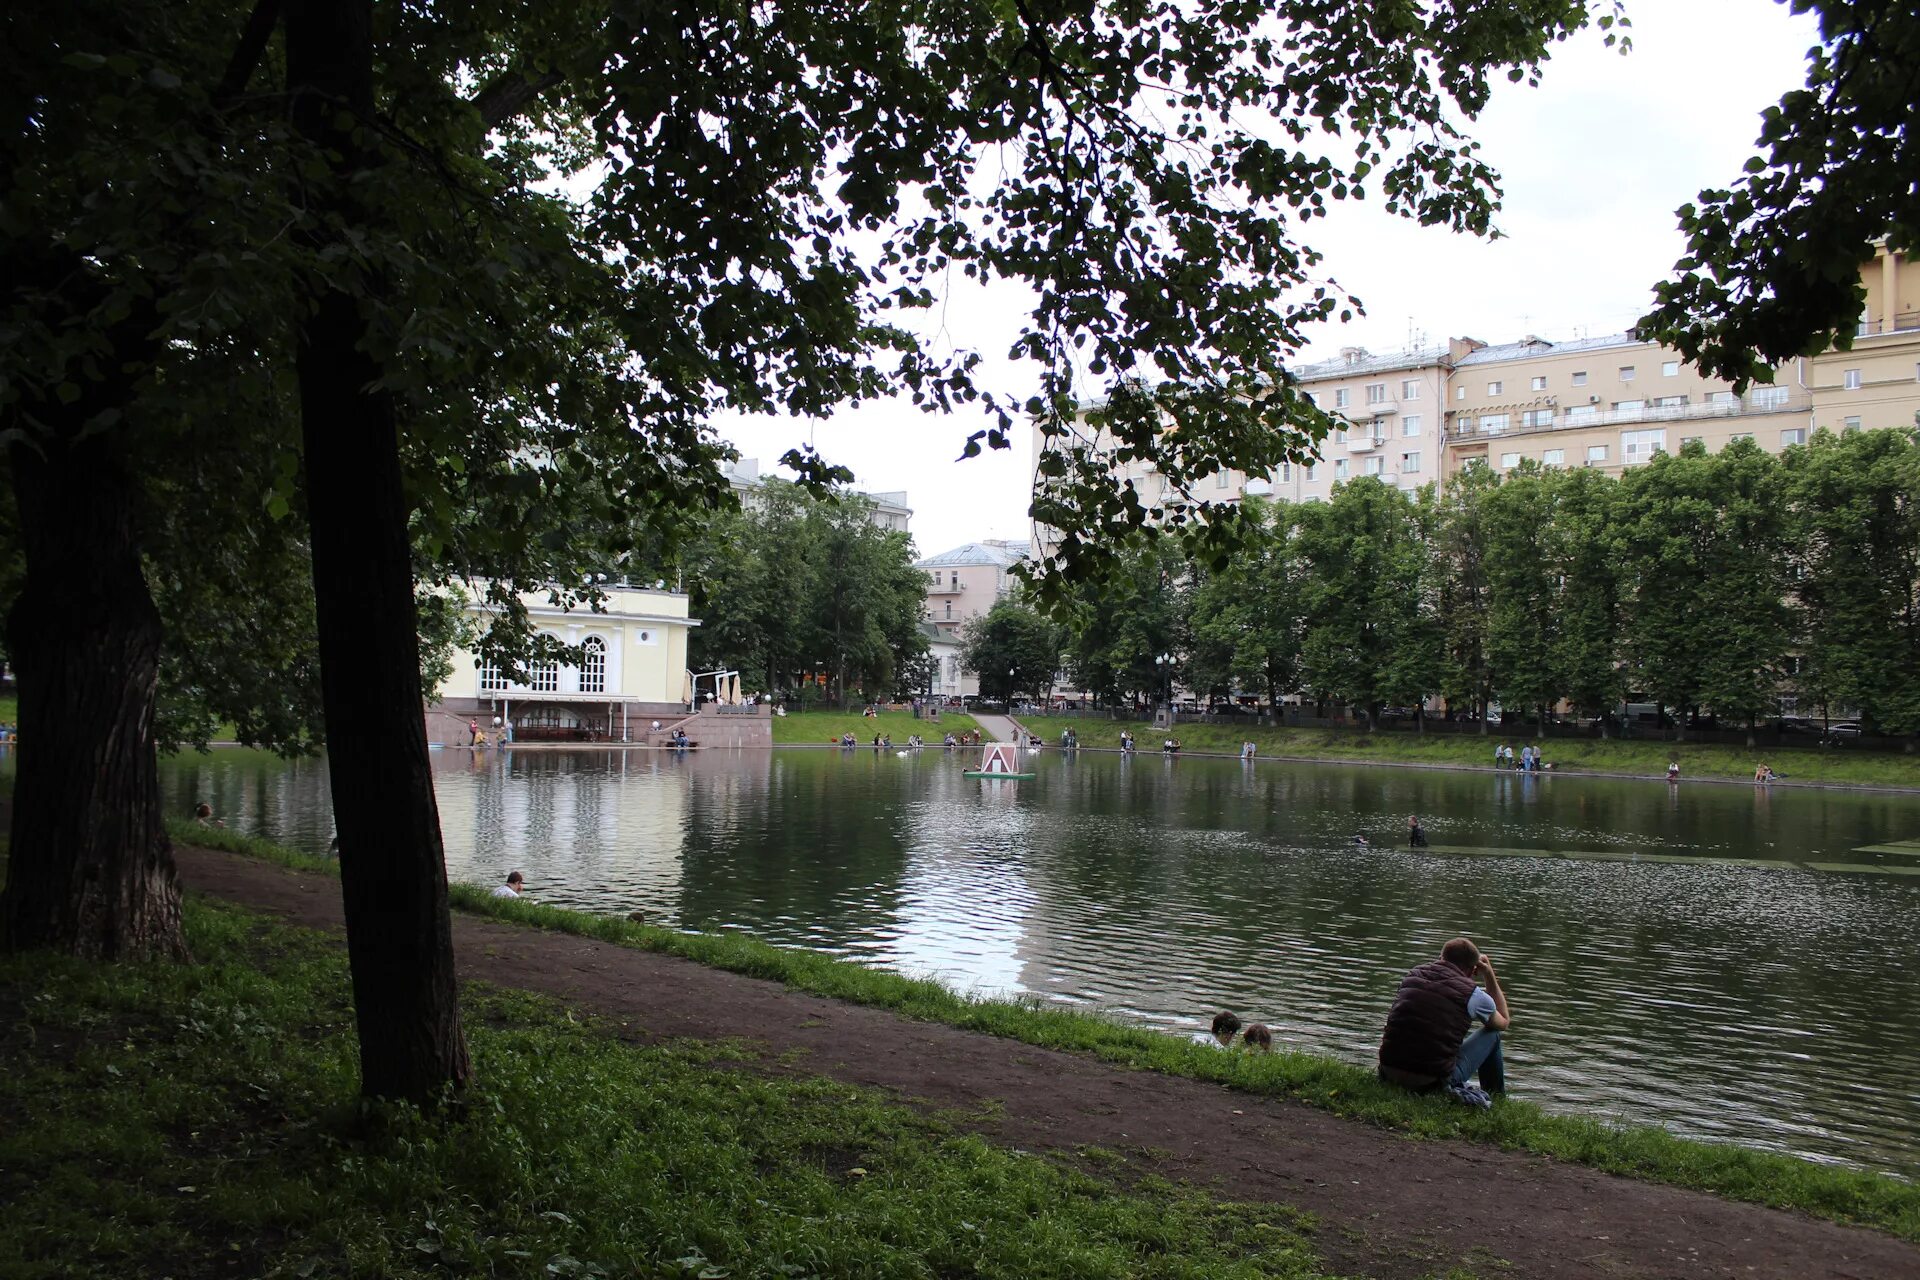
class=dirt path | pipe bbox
[173,846,1918,1280]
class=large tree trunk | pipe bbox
[287,0,469,1105]
[1,435,184,961]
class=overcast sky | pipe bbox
[713,0,1821,560]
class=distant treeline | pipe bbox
[972,429,1920,738]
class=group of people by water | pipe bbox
[1494,743,1549,772]
[1197,936,1511,1108]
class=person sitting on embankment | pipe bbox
[1190,1010,1242,1049]
[1377,937,1510,1106]
[1241,1022,1274,1053]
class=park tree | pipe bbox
[962,599,1064,703]
[1296,478,1427,730]
[1546,467,1628,729]
[1784,428,1920,735]
[1183,500,1305,710]
[1693,441,1794,741]
[1430,465,1498,728]
[6,0,1635,1105]
[1060,541,1184,707]
[1482,464,1562,735]
[1641,4,1920,385]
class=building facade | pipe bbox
[723,457,913,533]
[429,585,700,742]
[916,539,1031,699]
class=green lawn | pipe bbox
[0,897,1329,1280]
[1018,716,1920,788]
[770,707,984,745]
[175,823,1920,1242]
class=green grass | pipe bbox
[0,694,15,725]
[0,898,1330,1280]
[770,708,984,745]
[1018,716,1920,788]
[174,822,1920,1242]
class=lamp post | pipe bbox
[1007,665,1017,705]
[1155,652,1173,716]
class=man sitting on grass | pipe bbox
[1190,1010,1242,1049]
[1376,937,1510,1105]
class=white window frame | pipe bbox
[1620,428,1666,465]
[1487,380,1504,396]
[1334,458,1350,480]
[1572,371,1589,386]
[1751,386,1789,409]
[1401,379,1422,399]
[1530,375,1547,391]
[1366,383,1387,404]
[1586,444,1609,463]
[1542,449,1565,468]
[1401,414,1422,438]
[579,635,608,694]
[1661,360,1680,376]
[1401,451,1421,473]
[1843,368,1862,390]
[1363,456,1384,476]
[1780,428,1807,447]
[1479,413,1509,435]
[1843,416,1862,432]
[1619,365,1636,382]
[1334,388,1350,408]
[1499,452,1521,468]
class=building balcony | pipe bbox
[926,580,965,595]
[1448,392,1810,443]
[1856,311,1920,337]
[1344,434,1387,452]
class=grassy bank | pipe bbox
[0,898,1329,1279]
[176,823,1920,1241]
[1018,716,1920,788]
[770,708,983,745]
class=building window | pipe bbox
[1621,428,1666,464]
[1487,380,1504,395]
[944,602,952,619]
[1332,425,1348,444]
[1619,366,1636,382]
[1843,416,1862,432]
[1566,405,1597,424]
[1500,452,1521,468]
[1586,444,1609,463]
[1401,451,1421,473]
[1572,371,1589,386]
[1521,409,1553,428]
[1530,376,1547,391]
[1780,428,1807,446]
[1706,390,1736,405]
[1662,360,1680,376]
[1366,383,1386,403]
[1334,388,1350,408]
[1364,456,1384,476]
[1615,400,1644,414]
[1542,449,1565,467]
[478,658,506,692]
[579,636,607,694]
[1843,368,1862,390]
[1652,395,1686,408]
[1334,458,1350,480]
[1401,379,1422,399]
[1402,414,1422,437]
[1215,470,1230,489]
[1751,385,1789,409]
[1480,413,1509,434]
[1456,385,1467,400]
[1279,462,1293,482]
[529,658,560,693]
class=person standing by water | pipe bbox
[1407,815,1429,848]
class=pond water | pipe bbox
[64,746,1920,1173]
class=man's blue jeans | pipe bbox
[1450,1027,1505,1092]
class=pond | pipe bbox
[59,745,1920,1174]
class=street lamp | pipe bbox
[1155,652,1174,713]
[1007,665,1017,704]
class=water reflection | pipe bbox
[46,745,1920,1174]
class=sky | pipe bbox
[712,0,1822,561]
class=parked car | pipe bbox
[1826,722,1865,738]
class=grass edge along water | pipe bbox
[0,895,1332,1280]
[173,822,1920,1243]
[1015,716,1920,789]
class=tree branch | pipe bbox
[214,0,285,111]
[472,67,565,129]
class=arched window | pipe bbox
[478,657,506,692]
[529,658,559,693]
[579,636,607,694]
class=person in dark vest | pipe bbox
[1377,937,1510,1095]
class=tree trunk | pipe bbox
[1,435,184,961]
[287,0,469,1106]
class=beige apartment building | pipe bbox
[723,457,912,533]
[916,539,1031,699]
[1034,246,1920,547]
[1442,334,1806,477]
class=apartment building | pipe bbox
[1032,247,1920,549]
[1443,334,1804,476]
[916,539,1031,699]
[722,457,913,533]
